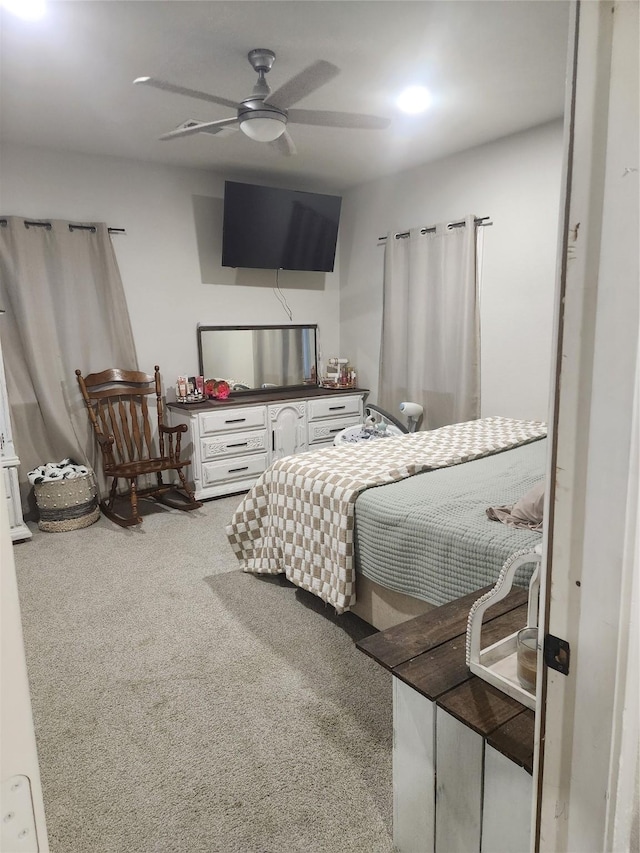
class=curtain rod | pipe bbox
[0,218,125,234]
[377,215,492,242]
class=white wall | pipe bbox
[1,124,562,420]
[0,143,341,384]
[339,120,564,421]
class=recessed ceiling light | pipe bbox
[1,0,46,20]
[396,86,433,115]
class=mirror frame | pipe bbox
[197,323,319,395]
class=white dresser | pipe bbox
[168,388,366,500]
[0,321,31,541]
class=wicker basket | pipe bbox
[34,470,100,532]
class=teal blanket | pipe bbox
[354,438,545,606]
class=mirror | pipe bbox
[198,324,318,393]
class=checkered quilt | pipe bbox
[226,417,547,614]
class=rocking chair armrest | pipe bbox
[159,423,187,463]
[159,424,188,435]
[95,431,116,467]
[96,432,115,449]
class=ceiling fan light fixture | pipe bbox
[1,0,46,19]
[396,85,433,115]
[239,112,287,142]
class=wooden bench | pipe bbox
[357,586,534,853]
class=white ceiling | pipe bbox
[0,0,570,192]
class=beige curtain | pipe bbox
[379,216,480,429]
[0,217,138,498]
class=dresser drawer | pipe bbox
[199,406,267,435]
[307,395,362,421]
[201,429,268,461]
[308,414,362,446]
[201,453,269,488]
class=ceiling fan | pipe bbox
[134,48,390,156]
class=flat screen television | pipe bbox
[221,180,342,272]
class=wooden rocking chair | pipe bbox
[76,365,202,527]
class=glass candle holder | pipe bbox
[516,627,539,693]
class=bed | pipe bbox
[226,416,547,630]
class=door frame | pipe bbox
[533,1,639,850]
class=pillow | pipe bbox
[510,480,545,526]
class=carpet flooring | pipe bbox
[13,498,394,853]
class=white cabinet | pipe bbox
[307,393,364,447]
[200,451,270,495]
[435,707,484,852]
[481,746,533,853]
[360,590,534,853]
[0,323,31,541]
[393,677,436,853]
[268,401,307,461]
[169,390,365,500]
[392,679,532,853]
[171,403,269,499]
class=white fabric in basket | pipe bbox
[27,458,90,485]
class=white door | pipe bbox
[1,474,49,850]
[534,2,639,851]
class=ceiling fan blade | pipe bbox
[269,129,297,157]
[159,117,239,141]
[288,108,391,130]
[134,77,238,110]
[199,124,239,137]
[264,60,339,109]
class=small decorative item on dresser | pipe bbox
[321,357,357,388]
[204,378,230,400]
[214,379,230,399]
[176,375,205,403]
[28,459,100,532]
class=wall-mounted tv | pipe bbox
[221,180,342,273]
